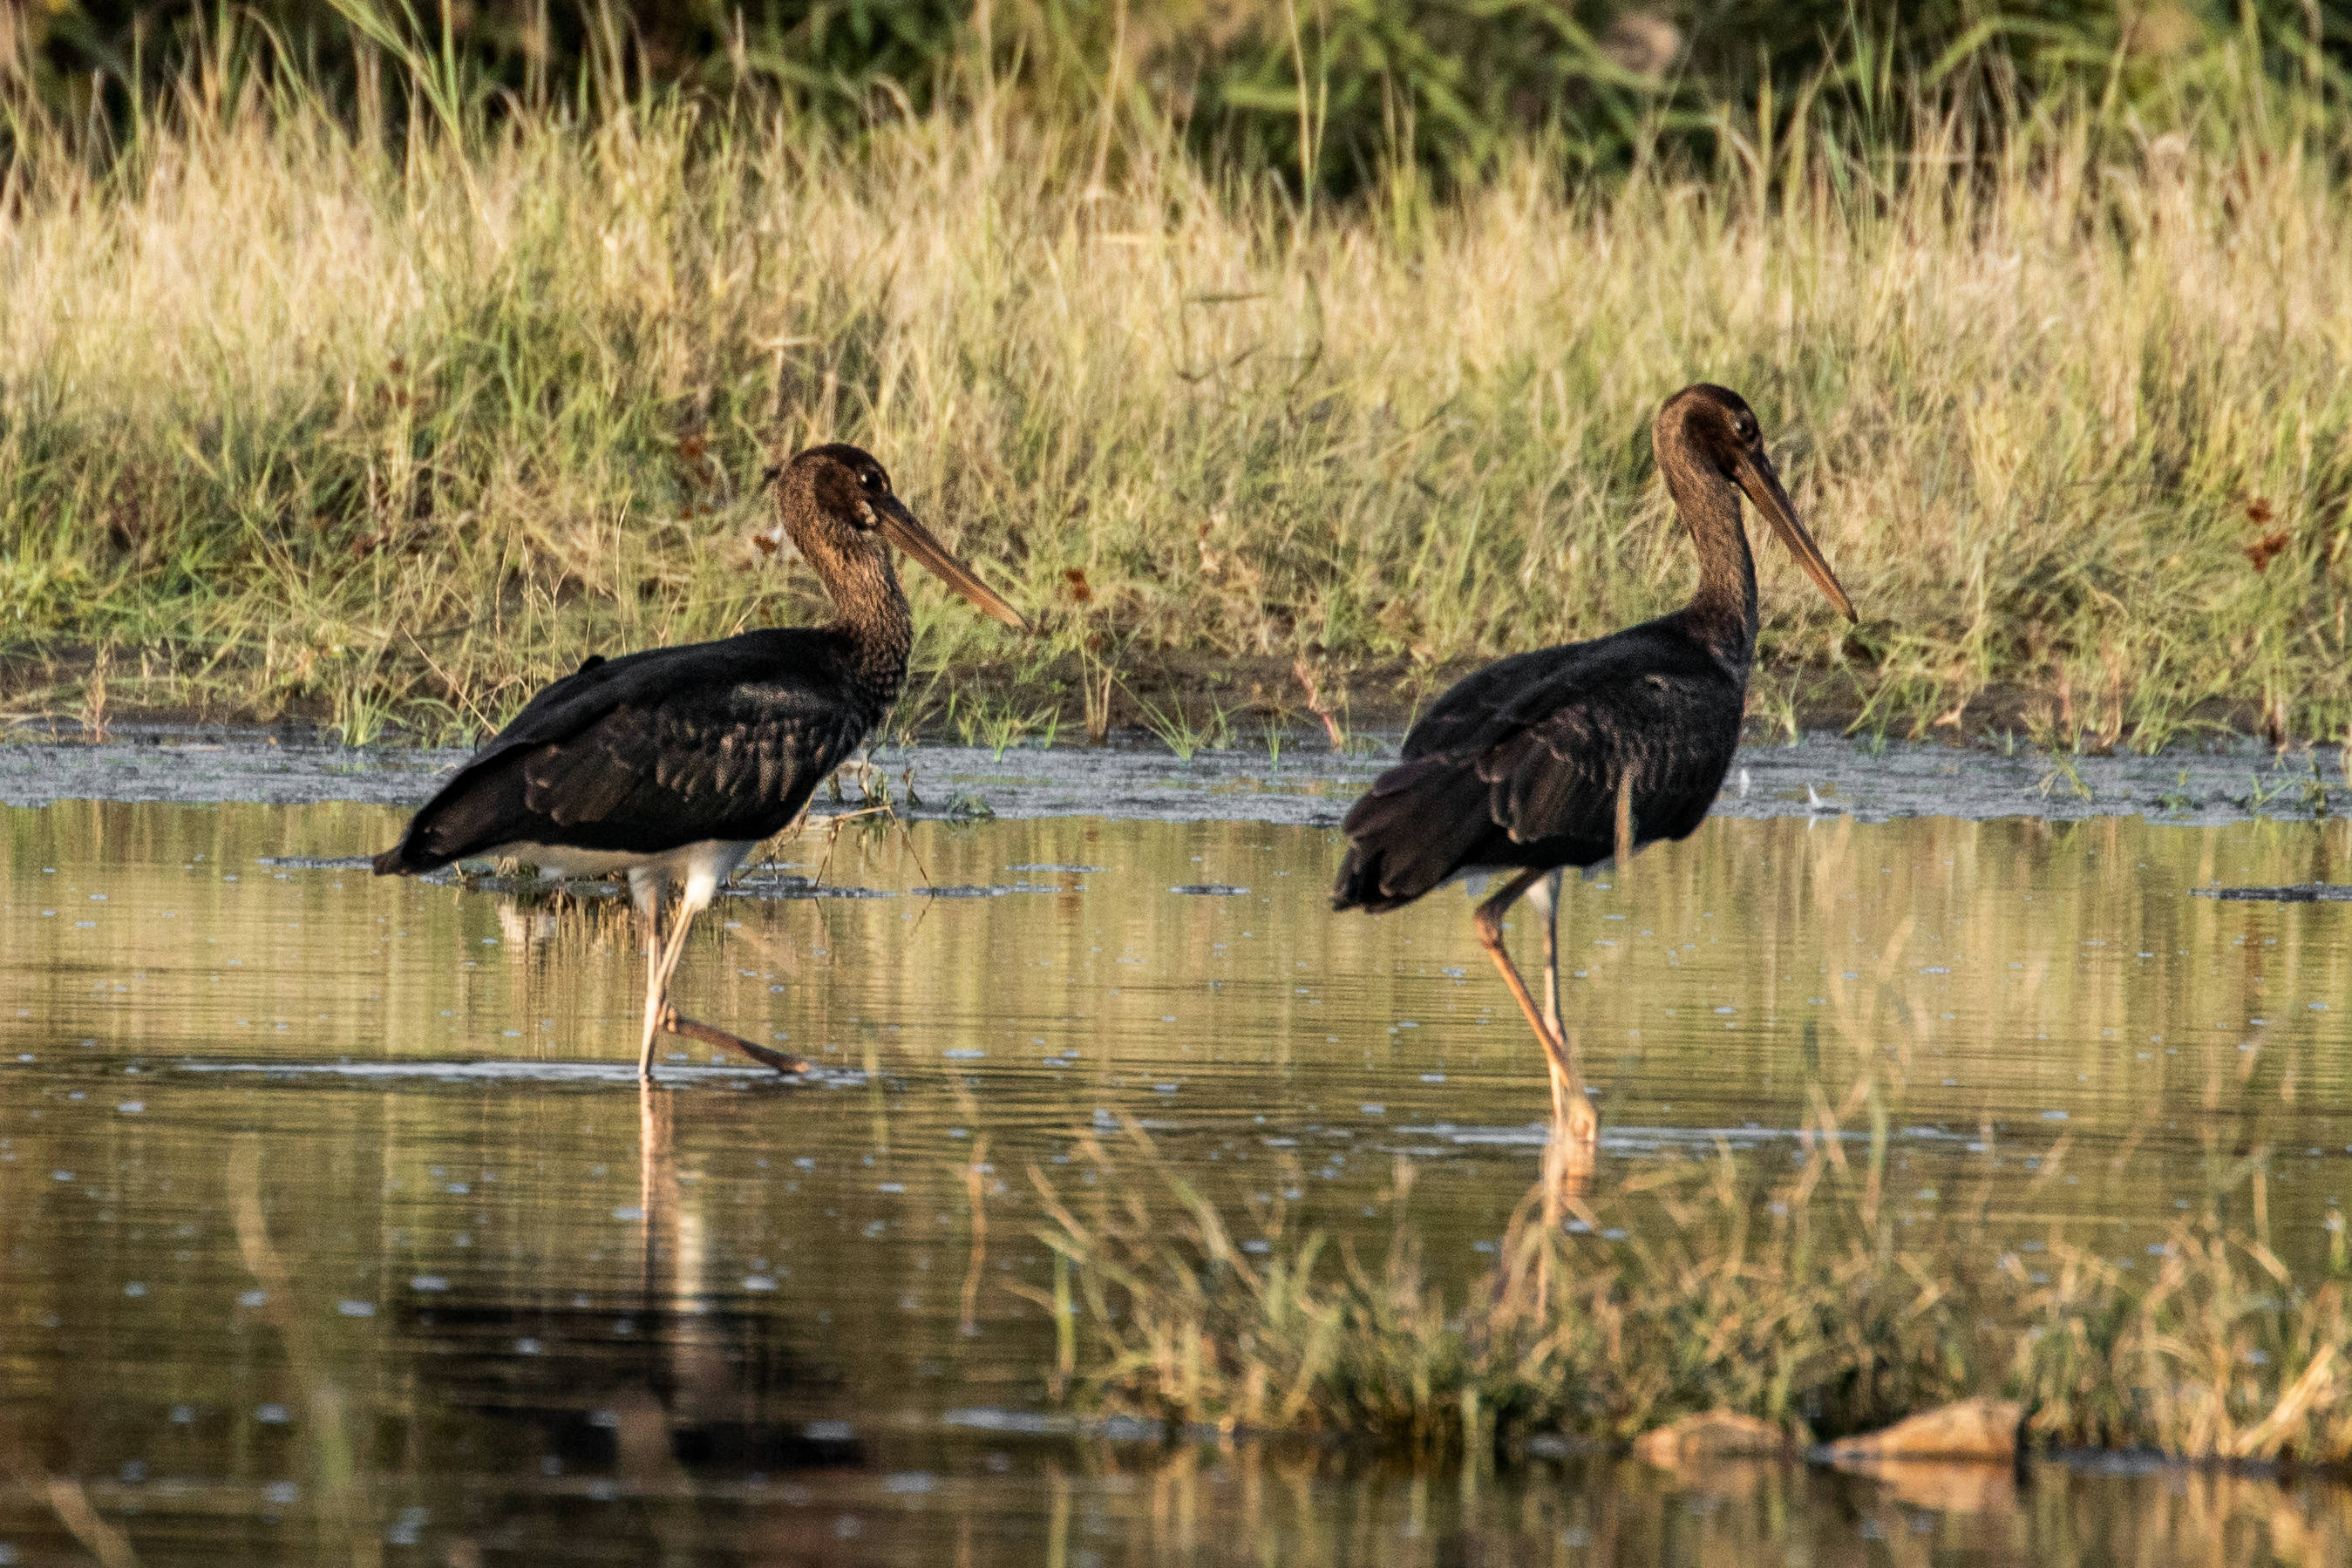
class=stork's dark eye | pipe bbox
[1732,415,1757,441]
[861,469,887,493]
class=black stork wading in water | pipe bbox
[372,444,1027,1080]
[1332,384,1856,1171]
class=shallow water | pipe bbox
[4,795,2352,1563]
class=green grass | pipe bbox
[5,12,2352,749]
[1030,1122,2352,1464]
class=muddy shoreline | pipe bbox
[2,719,2342,829]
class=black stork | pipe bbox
[372,443,1026,1080]
[1332,384,1855,1162]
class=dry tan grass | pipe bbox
[1033,1121,2352,1464]
[3,39,2349,746]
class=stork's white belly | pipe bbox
[1451,858,1619,899]
[484,838,760,886]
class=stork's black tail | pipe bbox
[1330,841,1399,913]
[1331,754,1499,913]
[372,842,426,876]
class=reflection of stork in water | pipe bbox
[371,445,1026,1080]
[625,1083,724,1490]
[624,1085,865,1497]
[1333,385,1857,1180]
[383,1096,860,1550]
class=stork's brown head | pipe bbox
[1658,384,1856,621]
[767,444,1027,632]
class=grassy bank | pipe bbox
[1030,1124,2352,1464]
[4,19,2352,750]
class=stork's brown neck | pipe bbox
[1656,432,1759,673]
[820,550,915,708]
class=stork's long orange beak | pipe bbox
[877,499,1029,633]
[1737,450,1855,621]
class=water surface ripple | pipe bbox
[4,797,2350,1563]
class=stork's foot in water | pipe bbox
[1543,1070,1599,1198]
[1556,1091,1599,1151]
[660,1008,809,1076]
[1543,1114,1596,1199]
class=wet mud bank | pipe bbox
[2,722,2344,827]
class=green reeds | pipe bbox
[1032,1124,2352,1465]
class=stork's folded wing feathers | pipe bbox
[1332,751,1505,911]
[1336,622,1737,911]
[519,698,846,834]
[375,629,863,872]
[1478,707,1621,848]
[1397,645,1558,761]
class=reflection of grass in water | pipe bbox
[1032,1123,2352,1465]
[226,1136,384,1566]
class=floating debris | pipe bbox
[2192,884,2352,902]
[1633,1410,1792,1467]
[724,878,894,900]
[1823,1397,2022,1463]
[1169,884,1248,896]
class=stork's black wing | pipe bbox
[375,628,871,873]
[1333,621,1743,912]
